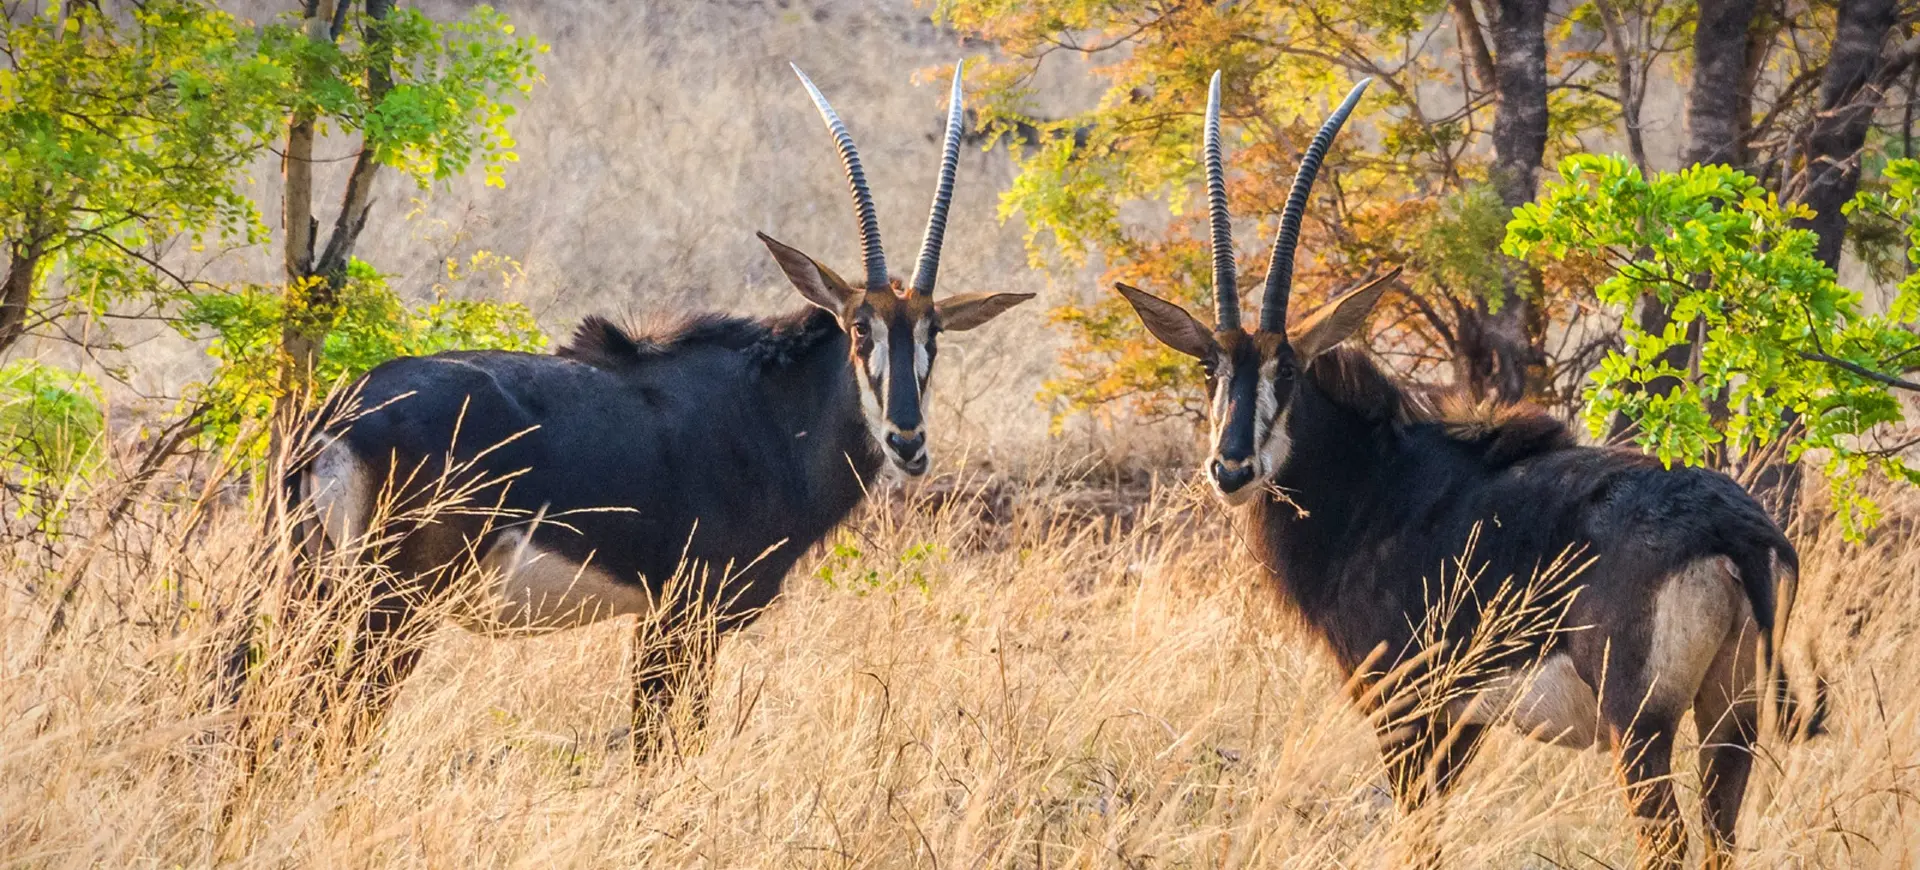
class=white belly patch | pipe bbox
[1452,654,1602,748]
[452,529,655,637]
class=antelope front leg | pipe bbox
[628,619,716,762]
[1377,714,1487,869]
[1379,714,1487,812]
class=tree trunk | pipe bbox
[1797,0,1899,267]
[275,0,391,427]
[1592,0,1650,175]
[1462,0,1550,403]
[1449,0,1498,96]
[1609,0,1762,441]
[1687,0,1764,168]
[276,5,330,417]
[1906,33,1917,161]
[0,235,48,358]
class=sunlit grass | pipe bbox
[2,449,1910,868]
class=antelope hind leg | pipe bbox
[1602,556,1744,869]
[1693,606,1763,869]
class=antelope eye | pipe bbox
[1275,361,1296,380]
[848,321,875,356]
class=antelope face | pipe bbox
[1115,273,1396,505]
[772,62,1033,476]
[760,232,1032,477]
[1202,331,1298,504]
[848,288,936,475]
[1106,292,1300,505]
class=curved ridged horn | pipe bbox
[792,63,889,294]
[911,62,966,297]
[1260,78,1370,333]
[1204,71,1238,330]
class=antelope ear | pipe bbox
[1114,283,1217,360]
[759,231,859,316]
[1287,268,1401,359]
[935,292,1035,332]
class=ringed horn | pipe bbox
[1260,78,1370,333]
[1202,70,1239,331]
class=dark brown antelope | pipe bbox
[1112,72,1823,869]
[267,63,1031,755]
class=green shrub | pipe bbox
[0,361,105,518]
[178,257,546,447]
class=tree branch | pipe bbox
[1449,0,1499,96]
[1800,350,1920,391]
[68,225,208,293]
[313,0,393,281]
[35,402,209,659]
[1396,278,1459,349]
[1592,0,1650,174]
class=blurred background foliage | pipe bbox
[0,359,103,524]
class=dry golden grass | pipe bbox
[3,450,1917,869]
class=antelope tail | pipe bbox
[1747,546,1830,740]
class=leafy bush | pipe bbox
[1507,155,1920,537]
[0,0,287,353]
[2,0,544,454]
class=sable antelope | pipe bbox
[270,63,1031,754]
[1113,73,1823,868]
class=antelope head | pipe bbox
[1115,73,1399,505]
[761,63,1033,477]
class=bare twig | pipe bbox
[35,402,209,661]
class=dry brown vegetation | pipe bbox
[8,1,1920,867]
[2,452,1917,867]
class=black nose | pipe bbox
[886,431,925,456]
[1211,459,1255,492]
[886,432,927,473]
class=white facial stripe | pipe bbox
[870,324,889,398]
[1254,358,1278,440]
[1259,405,1293,477]
[1254,358,1293,476]
[859,322,889,444]
[913,319,931,383]
[1208,352,1232,449]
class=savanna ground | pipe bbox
[6,1,1920,867]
